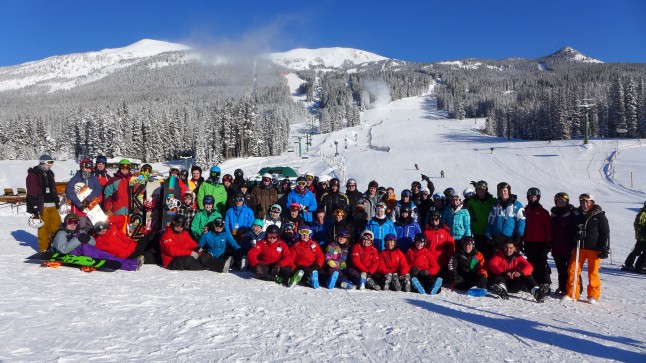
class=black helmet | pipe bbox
[296,176,307,183]
[266,224,280,235]
[213,218,225,228]
[234,168,244,178]
[527,187,541,197]
[171,215,187,228]
[95,155,108,165]
[329,178,340,187]
[429,209,442,220]
[203,195,215,205]
[401,189,412,198]
[414,233,427,243]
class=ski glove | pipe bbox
[421,174,429,181]
[78,233,91,244]
[599,248,609,259]
[409,267,421,276]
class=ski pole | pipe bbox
[571,228,582,301]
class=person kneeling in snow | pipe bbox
[160,215,208,271]
[197,218,240,273]
[247,224,295,285]
[52,213,141,271]
[289,225,325,288]
[488,240,550,302]
[376,233,411,291]
[406,233,442,295]
[450,236,488,291]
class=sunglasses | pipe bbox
[120,165,131,170]
[66,219,80,225]
[579,194,592,201]
[183,195,193,199]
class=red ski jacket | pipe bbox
[406,246,440,276]
[159,227,198,267]
[290,238,325,269]
[377,248,410,276]
[523,204,551,243]
[94,219,137,259]
[424,225,455,269]
[488,250,533,277]
[349,243,379,274]
[247,238,295,269]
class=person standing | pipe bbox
[466,180,496,261]
[251,173,278,219]
[486,182,526,251]
[103,159,135,216]
[565,194,610,304]
[523,187,552,286]
[26,154,62,251]
[344,178,363,210]
[65,159,103,231]
[550,192,576,295]
[92,155,111,187]
[286,176,317,223]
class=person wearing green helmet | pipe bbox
[103,158,134,216]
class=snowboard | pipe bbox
[27,251,121,271]
[466,287,489,297]
[128,174,162,238]
[160,175,182,230]
[74,183,108,225]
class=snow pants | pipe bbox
[490,274,538,293]
[254,263,293,283]
[624,240,646,270]
[167,256,207,271]
[566,249,601,300]
[524,241,552,285]
[410,269,441,291]
[71,243,139,271]
[39,206,61,252]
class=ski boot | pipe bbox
[533,284,551,303]
[239,256,248,271]
[359,272,367,290]
[340,276,355,290]
[403,274,411,292]
[221,256,233,273]
[326,271,339,289]
[382,273,393,290]
[491,283,509,300]
[309,270,320,289]
[365,276,381,291]
[411,277,426,295]
[430,277,443,295]
[288,270,304,287]
[391,273,401,291]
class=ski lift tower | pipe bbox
[578,99,595,145]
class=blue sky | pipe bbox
[1,0,645,66]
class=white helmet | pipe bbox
[463,188,476,199]
[28,215,44,229]
[261,173,272,179]
[305,171,315,178]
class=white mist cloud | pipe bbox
[363,80,392,109]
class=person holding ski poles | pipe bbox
[564,193,610,304]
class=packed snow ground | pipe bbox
[1,93,645,362]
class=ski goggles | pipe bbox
[298,229,311,236]
[305,175,314,181]
[430,216,441,221]
[333,209,345,217]
[270,208,281,213]
[579,193,594,202]
[234,196,244,202]
[262,177,272,183]
[554,192,569,202]
[140,165,152,173]
[222,175,233,182]
[66,219,80,226]
[81,161,93,169]
[361,233,374,240]
[44,160,55,165]
[119,164,131,171]
[296,181,307,186]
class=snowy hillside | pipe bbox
[1,92,645,361]
[270,47,388,70]
[0,39,191,93]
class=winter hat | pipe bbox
[39,154,54,164]
[252,219,264,227]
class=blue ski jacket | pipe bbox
[441,205,472,241]
[199,230,241,259]
[395,219,421,252]
[486,196,526,239]
[365,217,397,252]
[286,189,317,222]
[224,204,255,236]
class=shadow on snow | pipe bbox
[12,230,38,252]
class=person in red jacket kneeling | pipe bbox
[376,234,410,291]
[488,240,550,303]
[290,225,325,288]
[247,225,295,285]
[93,215,155,260]
[346,230,381,290]
[160,215,208,270]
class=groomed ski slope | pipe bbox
[1,93,645,362]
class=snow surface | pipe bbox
[1,92,645,361]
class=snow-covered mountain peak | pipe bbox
[548,46,603,63]
[99,39,191,57]
[269,47,388,70]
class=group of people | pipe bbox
[27,154,637,304]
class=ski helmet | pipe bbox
[463,188,476,199]
[282,221,296,231]
[266,225,280,235]
[270,204,282,213]
[462,236,475,247]
[140,163,153,173]
[346,178,357,187]
[94,221,109,233]
[443,188,455,199]
[80,159,93,169]
[400,205,412,214]
[527,187,541,201]
[203,195,215,205]
[28,215,44,229]
[429,209,442,220]
[336,229,350,238]
[234,168,244,178]
[213,218,225,228]
[433,193,445,201]
[384,233,397,241]
[296,176,307,184]
[329,178,340,187]
[401,189,412,198]
[578,193,595,202]
[262,173,272,180]
[554,192,569,202]
[222,174,233,183]
[475,180,488,190]
[210,166,221,174]
[414,233,427,243]
[171,214,187,228]
[252,219,264,228]
[95,155,107,165]
[118,159,131,166]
